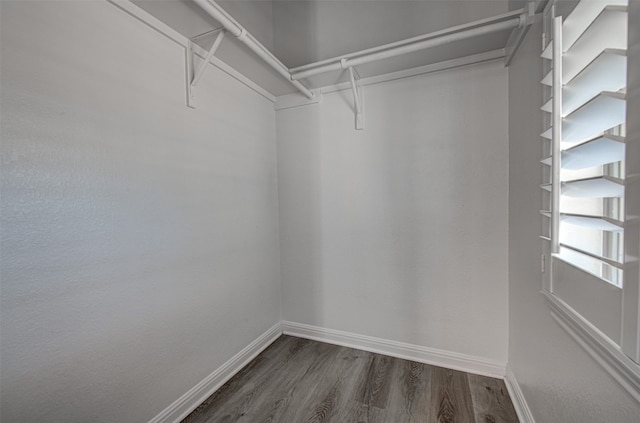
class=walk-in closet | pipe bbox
[1,0,639,422]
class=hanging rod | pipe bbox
[290,9,526,81]
[192,0,315,99]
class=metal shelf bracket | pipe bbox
[186,29,226,108]
[345,63,364,130]
[505,1,543,66]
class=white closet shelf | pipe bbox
[563,49,627,115]
[541,126,552,140]
[287,8,528,91]
[562,7,627,83]
[560,213,623,232]
[541,98,552,113]
[541,70,552,86]
[561,176,624,198]
[562,92,626,146]
[562,0,628,52]
[134,0,538,100]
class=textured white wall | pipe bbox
[276,61,509,363]
[0,1,281,422]
[507,11,640,423]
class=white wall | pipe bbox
[276,61,509,363]
[507,11,640,423]
[0,1,281,422]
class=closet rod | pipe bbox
[192,0,315,99]
[290,14,523,81]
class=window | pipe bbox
[541,0,627,286]
[540,0,640,401]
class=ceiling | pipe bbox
[131,0,513,96]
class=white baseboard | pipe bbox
[281,321,506,378]
[150,321,510,423]
[504,366,536,423]
[148,322,282,423]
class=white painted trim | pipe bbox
[281,321,506,378]
[504,367,536,423]
[106,0,276,103]
[542,290,640,403]
[148,323,282,423]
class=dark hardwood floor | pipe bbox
[182,335,519,423]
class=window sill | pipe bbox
[552,251,622,289]
[541,289,640,402]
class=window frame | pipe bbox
[540,0,640,402]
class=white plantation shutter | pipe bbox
[541,0,627,287]
[539,0,640,397]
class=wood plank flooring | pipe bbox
[182,336,519,423]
